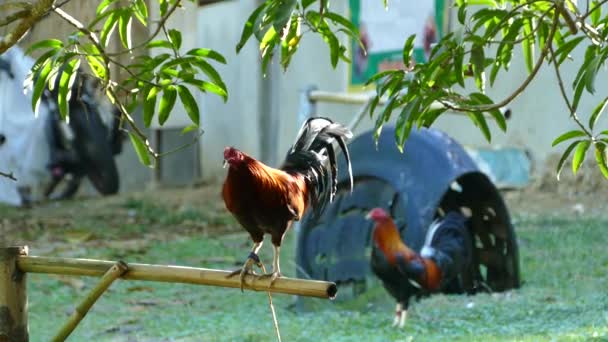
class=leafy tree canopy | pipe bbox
[1,0,607,179]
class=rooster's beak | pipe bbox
[364,212,372,220]
[222,159,228,168]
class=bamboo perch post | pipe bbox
[17,256,338,299]
[0,246,28,342]
[52,261,128,342]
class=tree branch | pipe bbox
[580,0,608,21]
[446,7,559,113]
[0,170,17,181]
[548,44,593,137]
[0,2,32,12]
[51,5,157,159]
[0,9,31,27]
[106,0,182,57]
[0,0,56,54]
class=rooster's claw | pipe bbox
[259,271,282,288]
[227,255,262,292]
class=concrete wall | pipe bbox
[196,1,263,182]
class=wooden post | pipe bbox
[0,246,28,342]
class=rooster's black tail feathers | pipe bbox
[282,117,354,218]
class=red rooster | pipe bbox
[223,117,353,290]
[366,207,471,327]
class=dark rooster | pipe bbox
[366,207,471,327]
[223,117,353,289]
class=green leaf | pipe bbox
[556,140,580,180]
[177,85,200,126]
[31,60,53,114]
[369,95,381,118]
[147,40,173,49]
[159,0,168,16]
[25,39,63,55]
[324,31,340,68]
[186,48,227,64]
[185,79,228,101]
[118,10,133,49]
[302,0,315,9]
[395,99,421,151]
[129,132,151,166]
[572,73,587,111]
[96,0,115,15]
[419,107,448,128]
[180,123,199,135]
[260,25,278,52]
[589,96,608,130]
[373,96,397,141]
[572,140,591,175]
[489,61,501,86]
[236,4,266,53]
[325,11,360,37]
[583,55,601,94]
[454,47,465,87]
[168,29,182,50]
[85,54,106,80]
[81,43,106,80]
[594,142,608,179]
[365,70,398,86]
[495,18,522,67]
[469,93,506,131]
[402,35,416,66]
[57,58,81,120]
[467,111,491,142]
[190,59,227,96]
[100,11,119,47]
[133,0,148,26]
[143,87,159,127]
[273,0,297,33]
[553,36,585,65]
[590,0,602,26]
[552,130,587,146]
[457,6,467,25]
[522,18,535,74]
[158,86,177,126]
[470,44,486,92]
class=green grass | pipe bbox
[4,197,607,341]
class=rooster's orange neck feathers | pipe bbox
[372,218,416,264]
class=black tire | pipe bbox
[70,102,119,195]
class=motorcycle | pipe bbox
[0,47,123,205]
[42,72,123,201]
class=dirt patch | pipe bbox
[0,183,239,249]
[500,153,608,218]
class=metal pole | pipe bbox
[0,246,28,342]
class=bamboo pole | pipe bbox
[52,261,128,342]
[17,257,337,299]
[0,246,28,342]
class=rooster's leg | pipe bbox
[227,240,263,292]
[259,244,282,287]
[392,303,407,328]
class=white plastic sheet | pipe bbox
[0,46,52,205]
